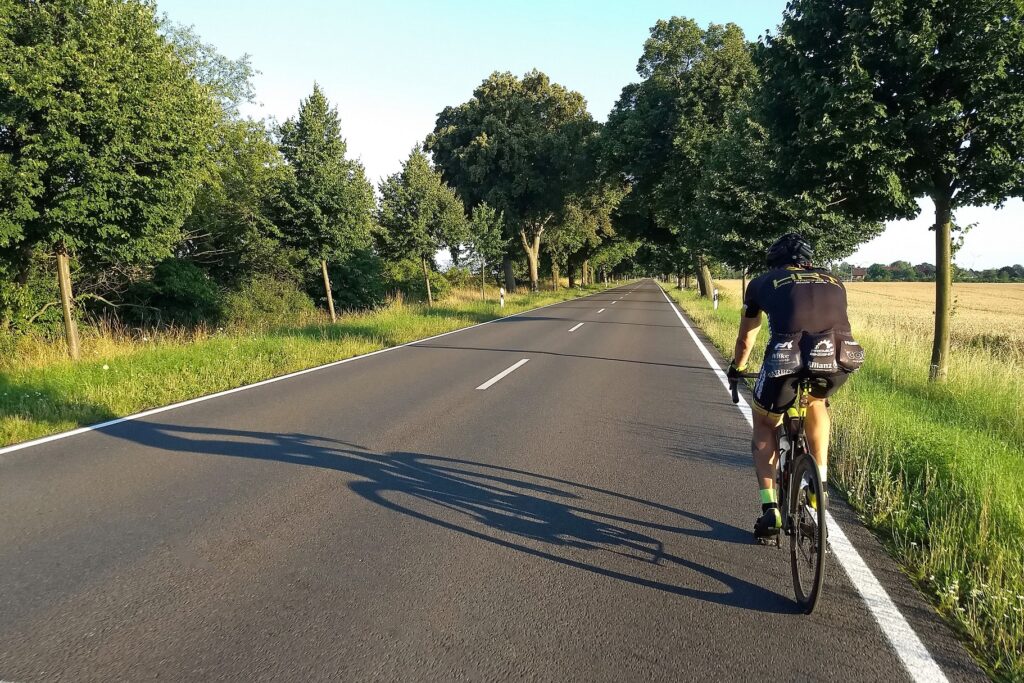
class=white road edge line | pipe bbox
[476,359,530,390]
[568,322,585,332]
[0,290,612,458]
[655,283,947,683]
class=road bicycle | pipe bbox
[730,371,827,614]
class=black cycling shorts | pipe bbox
[752,369,849,417]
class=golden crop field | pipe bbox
[716,280,1024,362]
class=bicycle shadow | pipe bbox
[106,420,797,614]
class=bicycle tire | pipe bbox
[789,453,827,613]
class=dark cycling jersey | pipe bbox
[743,265,855,417]
[742,266,851,336]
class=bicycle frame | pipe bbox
[777,379,812,537]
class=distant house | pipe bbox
[851,267,867,281]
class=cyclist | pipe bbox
[727,233,862,540]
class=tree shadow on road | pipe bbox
[106,420,797,614]
[409,343,716,372]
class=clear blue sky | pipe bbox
[157,0,1022,269]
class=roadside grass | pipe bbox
[0,284,610,448]
[660,281,1024,681]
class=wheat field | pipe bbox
[716,280,1024,362]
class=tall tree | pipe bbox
[0,0,216,357]
[604,18,758,297]
[181,119,296,289]
[161,21,255,119]
[761,0,1024,381]
[550,186,622,289]
[278,84,374,321]
[465,203,506,300]
[376,147,467,305]
[427,70,598,292]
[692,100,884,279]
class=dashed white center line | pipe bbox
[597,308,606,314]
[476,359,530,390]
[568,322,585,332]
[611,301,617,304]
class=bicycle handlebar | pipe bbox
[728,371,759,404]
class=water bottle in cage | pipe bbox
[777,428,791,478]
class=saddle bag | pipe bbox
[763,333,803,378]
[836,333,866,372]
[800,331,840,376]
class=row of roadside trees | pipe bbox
[2,0,1021,382]
[595,3,1023,382]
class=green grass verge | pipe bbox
[0,286,609,448]
[660,282,1024,681]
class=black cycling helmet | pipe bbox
[766,232,814,268]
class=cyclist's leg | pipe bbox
[805,372,850,485]
[805,398,830,483]
[751,371,798,534]
[752,410,779,492]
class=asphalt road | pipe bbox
[0,280,984,681]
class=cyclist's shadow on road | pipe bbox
[109,421,797,615]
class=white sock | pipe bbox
[819,464,828,485]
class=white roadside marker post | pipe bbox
[713,288,719,311]
[499,286,505,309]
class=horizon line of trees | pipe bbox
[836,261,1024,283]
[2,0,1022,382]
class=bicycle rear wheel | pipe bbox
[789,453,827,613]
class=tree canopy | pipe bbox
[376,147,467,304]
[761,0,1024,379]
[0,0,216,265]
[427,70,599,291]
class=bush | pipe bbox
[123,258,222,326]
[324,249,388,311]
[382,257,454,301]
[0,252,62,333]
[441,266,475,289]
[223,276,316,329]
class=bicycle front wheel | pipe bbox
[789,453,827,613]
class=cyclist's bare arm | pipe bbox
[734,313,762,367]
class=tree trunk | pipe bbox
[480,257,486,301]
[930,194,953,382]
[502,254,516,293]
[694,254,714,298]
[568,263,577,289]
[740,269,747,301]
[421,255,433,306]
[676,272,682,289]
[15,242,33,286]
[684,272,691,289]
[551,261,560,290]
[321,259,337,322]
[56,244,80,361]
[582,259,591,286]
[519,228,542,292]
